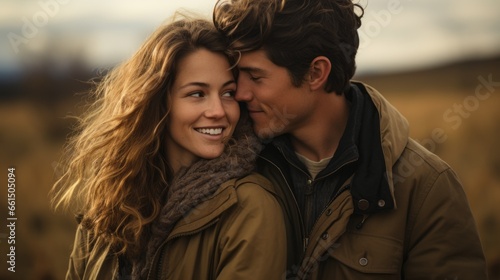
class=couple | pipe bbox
[53,0,487,279]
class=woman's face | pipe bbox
[166,48,239,171]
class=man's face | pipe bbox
[236,50,316,139]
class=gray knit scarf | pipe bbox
[130,118,262,279]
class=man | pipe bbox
[214,0,487,279]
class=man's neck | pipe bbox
[289,91,350,162]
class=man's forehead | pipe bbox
[238,66,267,75]
[238,50,271,70]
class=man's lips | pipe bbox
[247,108,264,113]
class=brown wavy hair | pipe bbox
[213,0,364,94]
[51,17,234,257]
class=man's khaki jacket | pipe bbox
[258,82,488,279]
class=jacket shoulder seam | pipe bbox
[405,139,451,174]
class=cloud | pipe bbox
[1,0,499,74]
[0,0,217,71]
[356,0,500,74]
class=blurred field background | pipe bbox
[0,0,499,279]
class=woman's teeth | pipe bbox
[196,128,223,135]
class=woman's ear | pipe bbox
[308,56,331,91]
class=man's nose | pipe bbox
[235,79,253,102]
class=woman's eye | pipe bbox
[222,90,236,98]
[189,91,204,97]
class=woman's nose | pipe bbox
[204,95,226,119]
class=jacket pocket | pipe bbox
[326,232,403,276]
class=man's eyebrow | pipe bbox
[238,66,267,75]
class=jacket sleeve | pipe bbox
[403,168,488,279]
[215,181,287,280]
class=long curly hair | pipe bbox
[51,17,235,257]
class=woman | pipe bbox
[51,18,286,279]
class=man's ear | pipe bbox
[308,56,331,91]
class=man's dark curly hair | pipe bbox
[214,0,364,94]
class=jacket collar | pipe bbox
[171,173,278,238]
[169,180,238,238]
[353,81,409,203]
[348,82,393,214]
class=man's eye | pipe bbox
[250,76,261,81]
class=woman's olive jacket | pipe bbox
[257,82,487,279]
[66,173,287,280]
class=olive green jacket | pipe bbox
[257,82,487,279]
[66,173,287,280]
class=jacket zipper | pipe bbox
[260,155,307,252]
[148,219,220,280]
[314,158,356,182]
[275,147,317,247]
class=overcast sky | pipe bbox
[1,0,499,76]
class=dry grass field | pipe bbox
[0,56,498,279]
